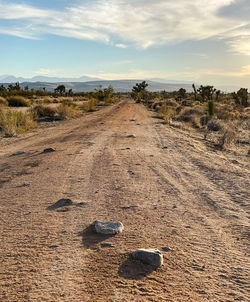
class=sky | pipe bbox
[0,0,249,88]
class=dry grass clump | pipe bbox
[54,97,74,104]
[0,97,8,106]
[36,97,54,105]
[175,106,204,126]
[0,108,36,137]
[207,119,222,131]
[158,103,176,122]
[165,99,178,107]
[57,103,81,120]
[31,105,57,119]
[7,96,30,107]
[218,124,237,149]
[80,99,97,112]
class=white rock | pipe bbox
[127,134,136,138]
[94,221,124,235]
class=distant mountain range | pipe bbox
[0,75,243,92]
[0,79,194,93]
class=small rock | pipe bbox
[94,221,124,235]
[132,248,163,268]
[121,205,138,210]
[101,242,115,248]
[162,247,172,252]
[47,198,73,210]
[172,205,177,209]
[231,160,239,164]
[130,119,136,122]
[234,267,244,271]
[162,146,168,149]
[127,134,136,138]
[49,245,59,249]
[10,150,25,157]
[43,148,55,153]
[16,183,30,188]
[113,163,120,166]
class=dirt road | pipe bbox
[0,100,249,301]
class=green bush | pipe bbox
[7,96,30,107]
[208,100,215,117]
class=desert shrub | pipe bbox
[158,103,176,122]
[95,85,115,105]
[7,96,30,107]
[0,97,8,106]
[191,116,201,128]
[176,106,204,122]
[31,105,57,119]
[57,103,81,120]
[175,105,182,114]
[165,99,178,107]
[81,99,97,112]
[207,119,222,131]
[0,108,36,136]
[200,115,209,126]
[36,98,54,104]
[61,97,74,105]
[181,99,193,106]
[152,101,163,111]
[218,125,237,149]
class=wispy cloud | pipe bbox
[0,0,249,54]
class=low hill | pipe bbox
[0,80,193,93]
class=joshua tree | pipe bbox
[215,90,221,101]
[54,84,66,95]
[232,88,248,106]
[192,83,197,100]
[131,81,149,103]
[176,88,186,101]
[197,85,216,102]
[237,88,248,107]
[132,81,149,93]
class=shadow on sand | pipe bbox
[78,224,115,248]
[118,256,155,280]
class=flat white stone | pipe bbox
[94,221,124,235]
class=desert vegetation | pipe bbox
[1,80,249,151]
[0,108,36,137]
[0,83,120,137]
[132,81,249,150]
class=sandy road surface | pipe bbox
[0,99,249,301]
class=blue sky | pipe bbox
[0,0,249,87]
